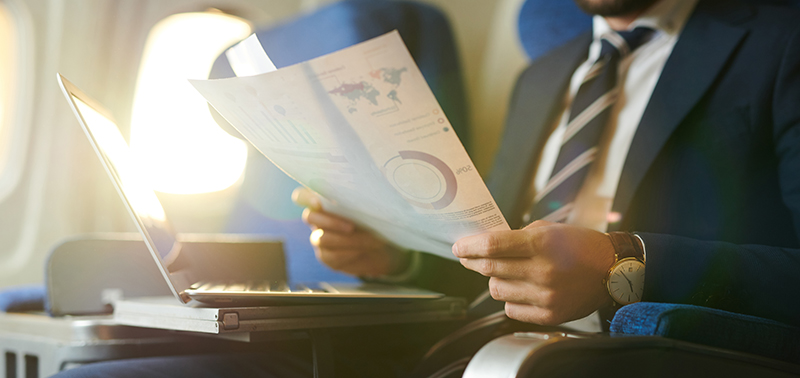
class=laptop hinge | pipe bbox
[222,312,239,330]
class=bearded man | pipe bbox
[57,0,800,377]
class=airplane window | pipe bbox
[130,11,252,194]
[0,3,17,188]
[0,1,31,202]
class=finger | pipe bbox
[313,240,393,277]
[310,229,382,251]
[458,257,531,280]
[504,302,560,326]
[291,187,321,210]
[314,246,361,269]
[452,230,537,259]
[302,208,355,233]
[317,248,389,277]
[487,277,553,307]
[340,258,394,278]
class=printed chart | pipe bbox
[383,150,457,210]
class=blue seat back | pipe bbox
[517,1,591,62]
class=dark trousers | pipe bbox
[53,321,462,378]
[54,316,569,378]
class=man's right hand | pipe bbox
[292,187,411,278]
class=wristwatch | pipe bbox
[603,232,645,305]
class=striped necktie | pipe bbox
[525,27,654,224]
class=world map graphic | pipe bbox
[328,67,408,113]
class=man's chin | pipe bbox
[574,0,660,17]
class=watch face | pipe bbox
[607,258,645,305]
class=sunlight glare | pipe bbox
[74,98,167,222]
[130,12,252,194]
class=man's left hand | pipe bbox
[453,221,616,325]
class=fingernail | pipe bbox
[291,187,305,205]
[309,197,322,211]
[310,229,324,246]
[452,243,460,257]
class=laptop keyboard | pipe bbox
[188,280,332,294]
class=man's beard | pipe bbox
[573,0,660,17]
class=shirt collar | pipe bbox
[592,0,699,40]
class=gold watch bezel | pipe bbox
[604,257,645,305]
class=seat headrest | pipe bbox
[517,0,592,62]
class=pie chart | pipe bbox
[383,150,457,210]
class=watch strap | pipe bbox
[606,232,644,262]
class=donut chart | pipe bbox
[383,150,457,210]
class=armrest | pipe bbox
[463,332,800,378]
[611,302,800,364]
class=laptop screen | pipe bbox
[65,83,182,269]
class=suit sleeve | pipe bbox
[640,23,800,328]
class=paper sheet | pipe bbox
[225,34,277,76]
[191,31,510,260]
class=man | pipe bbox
[57,0,800,376]
[300,0,800,331]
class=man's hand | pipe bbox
[453,221,616,325]
[292,187,410,278]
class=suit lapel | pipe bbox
[489,34,591,227]
[609,1,752,230]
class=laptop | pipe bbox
[57,73,443,305]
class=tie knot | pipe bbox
[599,26,655,58]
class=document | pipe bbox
[225,34,277,76]
[191,31,510,260]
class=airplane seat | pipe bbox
[516,0,591,62]
[0,284,45,312]
[610,302,800,364]
[464,0,800,376]
[464,304,800,378]
[207,0,470,284]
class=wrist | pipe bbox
[386,246,412,275]
[603,232,646,305]
[372,250,421,283]
[605,232,645,262]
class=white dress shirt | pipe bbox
[527,0,699,233]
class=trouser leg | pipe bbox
[51,344,314,378]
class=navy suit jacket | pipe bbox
[487,0,800,327]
